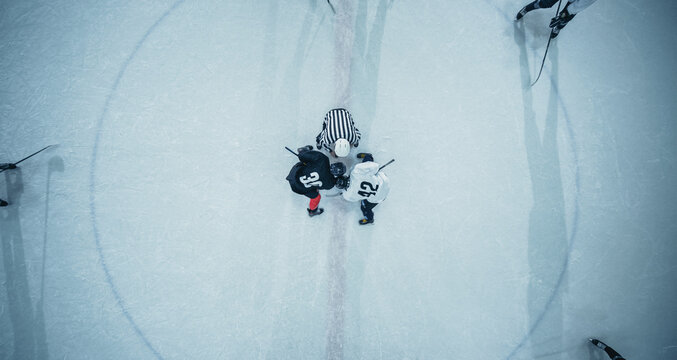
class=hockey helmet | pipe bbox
[330,162,346,177]
[335,176,350,190]
[333,138,351,158]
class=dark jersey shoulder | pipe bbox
[298,150,329,164]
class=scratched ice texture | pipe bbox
[0,0,675,359]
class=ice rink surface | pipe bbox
[1,0,676,359]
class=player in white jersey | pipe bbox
[335,153,390,225]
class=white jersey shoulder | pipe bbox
[342,162,390,203]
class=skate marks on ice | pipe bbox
[338,1,393,355]
[326,201,349,360]
[478,0,513,24]
[275,2,328,138]
[508,21,581,360]
[326,2,353,359]
[88,1,186,359]
[0,168,49,360]
[350,0,392,131]
[332,0,355,107]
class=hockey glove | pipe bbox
[0,163,17,170]
[549,8,575,31]
[335,176,349,190]
[356,153,374,162]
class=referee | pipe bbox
[315,108,361,158]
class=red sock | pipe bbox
[309,194,321,210]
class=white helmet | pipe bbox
[333,138,351,157]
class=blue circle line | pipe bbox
[89,1,186,359]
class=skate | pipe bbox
[0,199,8,207]
[589,339,607,350]
[358,218,374,225]
[515,3,536,21]
[307,207,324,217]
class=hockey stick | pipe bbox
[378,158,395,171]
[327,0,336,14]
[531,0,563,87]
[0,144,58,173]
[530,33,554,86]
[285,146,299,157]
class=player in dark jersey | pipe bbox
[286,146,343,217]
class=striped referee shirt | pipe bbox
[316,108,361,150]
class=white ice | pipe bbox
[1,0,675,359]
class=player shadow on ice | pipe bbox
[513,21,569,359]
[1,166,49,360]
[520,9,558,50]
[36,156,64,359]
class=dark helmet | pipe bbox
[330,162,346,177]
[335,176,350,190]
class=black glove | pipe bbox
[549,8,575,30]
[0,163,17,170]
[356,153,373,162]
